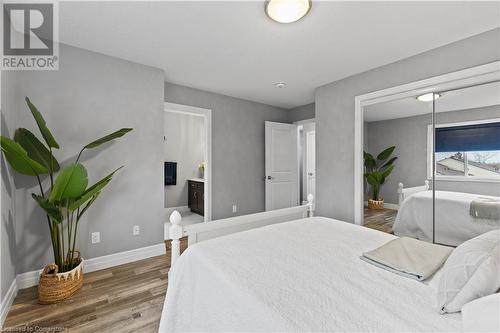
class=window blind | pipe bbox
[435,122,500,152]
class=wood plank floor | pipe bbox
[3,238,188,333]
[4,215,394,333]
[363,207,398,234]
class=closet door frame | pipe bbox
[353,61,500,226]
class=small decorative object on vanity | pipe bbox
[0,97,132,304]
[198,162,205,179]
[364,146,397,210]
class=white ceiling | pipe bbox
[55,1,500,108]
[364,81,500,122]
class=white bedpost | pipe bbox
[397,182,404,205]
[398,180,431,206]
[169,210,183,267]
[307,194,314,217]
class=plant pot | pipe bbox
[38,251,84,304]
[368,199,384,210]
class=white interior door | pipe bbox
[265,121,299,211]
[306,130,316,201]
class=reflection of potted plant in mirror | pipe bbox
[0,97,132,304]
[364,146,397,209]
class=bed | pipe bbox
[159,200,462,332]
[394,182,499,246]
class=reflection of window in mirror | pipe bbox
[429,81,500,182]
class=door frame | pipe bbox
[305,129,316,201]
[353,61,500,225]
[294,118,316,204]
[164,102,212,222]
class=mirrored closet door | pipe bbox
[363,94,433,235]
[432,81,500,246]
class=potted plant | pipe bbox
[0,97,132,304]
[364,146,397,210]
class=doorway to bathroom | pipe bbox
[164,102,212,225]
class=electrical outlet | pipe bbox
[232,205,237,213]
[91,232,100,244]
[133,225,140,236]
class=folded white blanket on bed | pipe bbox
[361,237,453,280]
[470,197,500,221]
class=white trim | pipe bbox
[436,176,500,183]
[15,270,40,291]
[305,130,316,203]
[164,102,213,222]
[0,279,17,328]
[293,118,316,125]
[354,61,500,225]
[15,243,165,290]
[434,117,500,129]
[383,203,400,210]
[83,243,165,273]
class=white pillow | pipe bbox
[462,293,500,332]
[437,229,500,314]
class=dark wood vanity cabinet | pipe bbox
[188,180,204,216]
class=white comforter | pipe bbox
[159,217,461,332]
[393,191,499,246]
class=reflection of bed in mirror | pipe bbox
[394,182,500,246]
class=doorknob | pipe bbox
[266,176,274,180]
[308,172,314,176]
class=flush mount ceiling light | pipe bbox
[265,0,312,24]
[275,82,286,88]
[416,93,441,102]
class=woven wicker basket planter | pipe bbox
[368,199,384,210]
[38,251,84,304]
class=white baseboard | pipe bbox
[363,201,399,210]
[0,279,18,328]
[384,203,400,210]
[16,242,165,290]
[83,243,165,273]
[16,270,40,290]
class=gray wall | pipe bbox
[1,72,18,300]
[288,103,315,123]
[315,28,500,222]
[367,105,500,204]
[164,112,204,208]
[164,83,289,219]
[3,44,165,274]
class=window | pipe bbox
[428,119,500,181]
